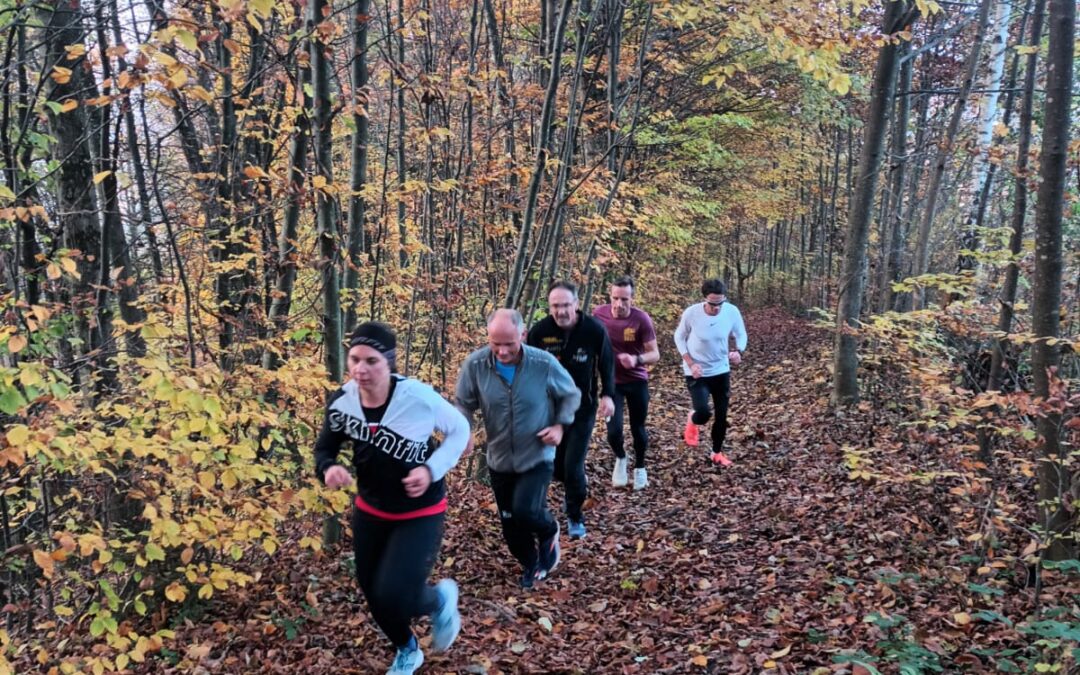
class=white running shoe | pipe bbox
[386,639,424,675]
[633,468,648,491]
[430,579,460,652]
[612,457,629,487]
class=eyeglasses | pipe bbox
[705,300,725,307]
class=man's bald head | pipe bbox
[487,308,525,364]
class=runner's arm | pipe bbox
[425,393,471,481]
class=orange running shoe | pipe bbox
[711,452,733,466]
[683,411,699,446]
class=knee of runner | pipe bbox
[692,410,712,425]
[369,582,410,612]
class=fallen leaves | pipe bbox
[10,309,1070,673]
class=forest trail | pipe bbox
[163,309,1013,674]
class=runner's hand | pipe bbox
[324,465,353,489]
[537,424,564,446]
[690,362,704,379]
[402,466,432,497]
[599,396,615,418]
[730,351,742,367]
[617,353,637,369]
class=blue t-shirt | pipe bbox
[495,361,516,385]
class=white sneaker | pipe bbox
[612,457,629,487]
[430,579,460,652]
[387,640,424,675]
[633,468,648,490]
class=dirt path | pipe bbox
[166,309,1013,674]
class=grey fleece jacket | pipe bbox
[455,345,581,473]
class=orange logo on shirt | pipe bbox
[623,327,636,342]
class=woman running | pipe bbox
[314,322,469,674]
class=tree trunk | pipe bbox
[14,21,41,306]
[263,59,311,371]
[957,0,1011,274]
[987,0,1043,396]
[832,0,916,406]
[395,0,409,268]
[545,0,597,282]
[483,0,522,288]
[1031,0,1074,561]
[879,43,913,312]
[38,0,107,385]
[93,0,147,360]
[311,0,343,383]
[109,0,162,282]
[344,0,372,333]
[980,0,1041,463]
[911,0,992,304]
[504,0,574,308]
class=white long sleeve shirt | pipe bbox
[673,302,747,377]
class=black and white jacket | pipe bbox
[314,376,470,515]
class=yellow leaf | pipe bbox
[189,86,214,103]
[954,611,972,625]
[17,369,39,393]
[250,0,273,17]
[829,72,851,96]
[168,68,188,88]
[60,257,78,275]
[7,335,27,354]
[64,44,87,59]
[221,469,238,489]
[175,30,198,51]
[152,51,177,68]
[691,654,708,667]
[93,171,112,185]
[770,644,792,658]
[198,471,216,490]
[51,66,72,84]
[198,584,213,600]
[313,175,327,189]
[164,582,187,602]
[33,548,55,578]
[262,538,277,555]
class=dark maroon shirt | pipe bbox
[593,304,656,384]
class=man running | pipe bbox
[593,276,659,490]
[527,280,615,539]
[673,279,747,465]
[455,309,581,588]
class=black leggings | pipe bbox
[554,405,596,522]
[607,380,650,466]
[686,372,731,451]
[489,462,558,570]
[351,510,444,648]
